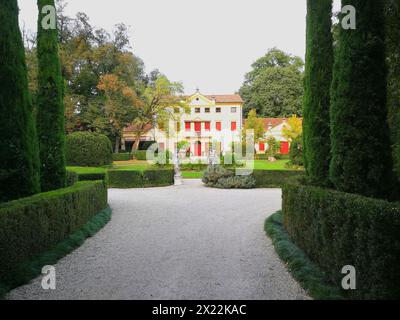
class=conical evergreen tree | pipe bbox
[303,0,333,187]
[386,0,400,174]
[0,0,41,202]
[330,0,395,199]
[36,0,66,191]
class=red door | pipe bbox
[259,142,265,152]
[195,141,202,156]
[280,141,289,154]
[194,122,201,132]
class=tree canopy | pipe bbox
[239,48,304,117]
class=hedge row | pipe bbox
[0,181,108,283]
[113,153,133,161]
[282,184,400,299]
[107,169,174,188]
[250,170,304,188]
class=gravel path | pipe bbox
[8,180,308,300]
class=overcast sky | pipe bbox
[18,0,341,95]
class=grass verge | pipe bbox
[264,211,345,300]
[0,206,112,299]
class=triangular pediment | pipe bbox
[188,92,214,106]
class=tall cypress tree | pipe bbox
[386,0,400,174]
[37,0,66,191]
[330,0,395,199]
[0,0,41,202]
[303,0,333,187]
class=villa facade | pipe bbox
[122,91,297,158]
[123,92,243,157]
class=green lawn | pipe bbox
[67,166,107,174]
[253,160,293,171]
[67,160,302,178]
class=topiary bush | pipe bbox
[66,132,113,167]
[251,170,304,188]
[289,136,304,166]
[282,183,400,299]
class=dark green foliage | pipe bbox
[251,170,304,188]
[134,150,148,161]
[239,48,304,117]
[330,1,395,199]
[113,153,133,161]
[265,211,344,300]
[107,169,174,188]
[303,0,333,187]
[36,0,66,192]
[77,173,106,182]
[66,170,78,186]
[289,136,304,166]
[385,0,400,174]
[0,0,41,202]
[66,132,113,167]
[0,181,108,285]
[282,184,400,299]
[202,166,256,189]
[0,206,111,299]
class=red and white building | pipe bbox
[123,91,243,157]
[256,118,296,155]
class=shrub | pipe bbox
[282,183,400,299]
[133,150,148,161]
[0,0,41,202]
[289,136,304,166]
[113,153,133,161]
[107,169,174,188]
[0,181,108,285]
[202,166,255,189]
[66,132,113,167]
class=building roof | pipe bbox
[203,94,244,103]
[260,118,303,130]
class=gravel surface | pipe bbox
[8,179,309,300]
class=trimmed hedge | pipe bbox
[113,153,133,161]
[251,170,304,188]
[282,184,400,299]
[77,173,106,182]
[66,170,78,186]
[0,206,111,298]
[0,181,108,285]
[107,169,174,188]
[133,150,148,161]
[66,132,113,167]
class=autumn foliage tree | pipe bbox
[97,74,139,153]
[243,109,265,142]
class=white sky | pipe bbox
[18,0,342,95]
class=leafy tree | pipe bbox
[239,48,304,117]
[303,0,333,187]
[36,0,67,192]
[266,137,280,157]
[330,0,395,199]
[130,75,185,152]
[282,116,303,142]
[0,0,40,202]
[97,74,139,152]
[243,109,265,142]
